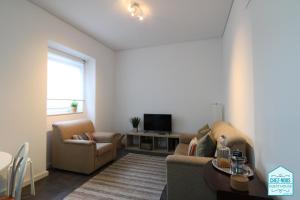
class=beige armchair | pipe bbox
[51,119,120,174]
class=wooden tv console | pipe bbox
[125,132,180,154]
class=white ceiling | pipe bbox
[29,0,233,50]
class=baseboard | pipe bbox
[23,170,49,187]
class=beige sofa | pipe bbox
[166,121,254,200]
[51,119,120,174]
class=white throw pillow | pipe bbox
[187,137,198,156]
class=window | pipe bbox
[47,49,85,115]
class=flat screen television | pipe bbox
[144,114,172,133]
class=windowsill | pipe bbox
[47,112,83,117]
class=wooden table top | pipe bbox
[203,160,272,199]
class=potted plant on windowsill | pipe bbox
[130,117,141,132]
[71,101,78,113]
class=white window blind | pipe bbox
[47,49,85,115]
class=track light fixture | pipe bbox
[128,2,144,21]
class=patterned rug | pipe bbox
[64,153,167,200]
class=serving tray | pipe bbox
[212,158,254,177]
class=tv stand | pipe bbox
[125,132,180,154]
[144,131,170,135]
[157,132,168,135]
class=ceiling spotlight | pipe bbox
[128,2,144,21]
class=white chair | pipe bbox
[1,143,34,200]
[26,158,35,196]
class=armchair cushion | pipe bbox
[64,139,95,145]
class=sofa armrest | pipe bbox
[64,139,95,145]
[179,134,197,144]
[166,155,215,200]
[167,155,213,166]
[93,132,121,159]
[93,132,120,143]
[52,138,96,174]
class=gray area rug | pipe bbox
[64,153,167,200]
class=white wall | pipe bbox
[252,1,300,196]
[222,0,255,143]
[114,39,223,133]
[0,0,115,182]
[223,1,300,199]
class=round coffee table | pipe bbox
[0,152,12,172]
[0,152,12,194]
[203,160,272,200]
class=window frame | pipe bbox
[47,48,86,116]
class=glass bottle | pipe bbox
[230,150,247,174]
[217,135,231,168]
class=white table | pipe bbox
[0,152,12,171]
[0,151,12,195]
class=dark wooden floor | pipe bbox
[22,150,167,200]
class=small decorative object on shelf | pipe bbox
[130,117,141,132]
[71,101,78,113]
[217,135,231,168]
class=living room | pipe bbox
[0,0,298,200]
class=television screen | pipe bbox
[144,114,172,132]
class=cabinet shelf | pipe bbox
[125,132,180,155]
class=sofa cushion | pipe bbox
[196,124,211,139]
[196,128,211,139]
[174,143,189,156]
[195,132,216,157]
[187,137,198,156]
[198,124,209,132]
[96,143,113,156]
